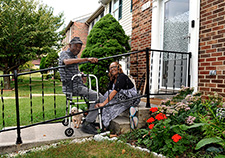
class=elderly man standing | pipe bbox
[59,37,104,134]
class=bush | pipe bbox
[122,87,225,157]
[42,72,61,81]
[80,14,130,94]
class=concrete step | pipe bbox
[109,116,131,135]
[109,101,158,134]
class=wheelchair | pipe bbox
[62,73,102,137]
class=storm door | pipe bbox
[161,0,190,89]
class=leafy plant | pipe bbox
[132,87,225,157]
[80,14,130,94]
[194,93,225,153]
[145,107,199,157]
[40,57,47,70]
[0,0,64,89]
[195,137,224,150]
[18,61,35,72]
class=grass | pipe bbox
[0,96,88,129]
[0,72,151,157]
[0,73,87,129]
[8,139,151,158]
[1,74,63,97]
[0,96,66,128]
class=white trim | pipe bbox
[150,0,161,94]
[189,0,200,92]
[113,0,119,20]
[150,0,200,93]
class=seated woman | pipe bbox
[95,62,140,129]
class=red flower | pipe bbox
[155,113,167,121]
[163,126,166,128]
[147,117,155,123]
[149,107,158,113]
[163,114,167,119]
[172,134,182,143]
[149,124,154,129]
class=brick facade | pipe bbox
[199,0,225,99]
[130,0,152,92]
[131,0,225,99]
[62,22,89,58]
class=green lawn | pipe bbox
[1,139,151,158]
[0,73,87,129]
[1,73,63,97]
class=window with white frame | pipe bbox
[91,21,95,29]
[110,0,122,20]
[101,12,104,18]
[113,0,119,20]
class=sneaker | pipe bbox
[81,122,98,135]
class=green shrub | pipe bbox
[131,87,225,157]
[80,14,130,94]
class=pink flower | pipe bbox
[172,134,182,143]
[147,117,155,123]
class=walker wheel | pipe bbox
[62,119,69,126]
[65,128,74,137]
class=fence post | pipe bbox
[146,48,150,108]
[188,53,192,87]
[14,70,22,144]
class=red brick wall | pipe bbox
[62,22,89,58]
[199,0,225,99]
[130,0,152,93]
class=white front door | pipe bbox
[150,0,200,94]
[161,0,190,89]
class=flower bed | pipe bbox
[119,87,225,158]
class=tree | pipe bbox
[39,51,59,76]
[18,61,34,72]
[39,51,58,70]
[45,51,59,68]
[40,56,47,70]
[0,0,64,89]
[80,14,130,93]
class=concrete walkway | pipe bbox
[0,123,93,154]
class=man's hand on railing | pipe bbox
[87,58,98,63]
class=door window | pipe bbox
[162,0,190,88]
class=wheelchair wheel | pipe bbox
[62,119,69,126]
[65,128,74,137]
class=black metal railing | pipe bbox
[149,49,191,95]
[0,48,191,145]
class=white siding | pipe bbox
[119,0,132,37]
[88,13,104,34]
[104,0,132,37]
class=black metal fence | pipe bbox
[149,49,191,95]
[0,48,191,144]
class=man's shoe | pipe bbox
[91,122,100,129]
[81,122,98,135]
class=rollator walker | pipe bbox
[62,73,102,137]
